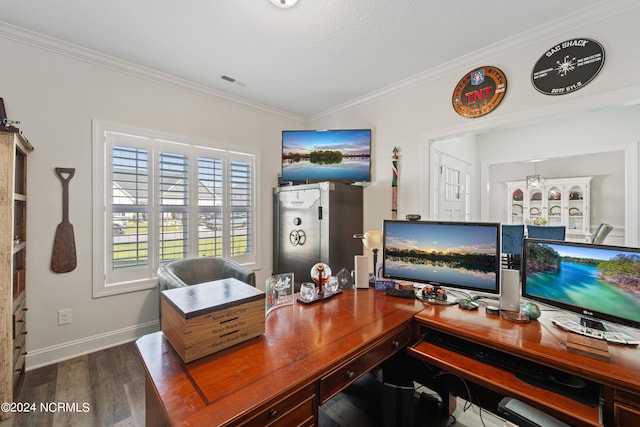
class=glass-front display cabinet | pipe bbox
[506,177,591,241]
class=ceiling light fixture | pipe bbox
[526,174,546,189]
[526,160,546,189]
[270,0,298,8]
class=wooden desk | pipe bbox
[136,289,423,426]
[408,305,640,427]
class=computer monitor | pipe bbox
[381,220,501,298]
[522,238,640,330]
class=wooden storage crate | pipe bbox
[161,278,265,362]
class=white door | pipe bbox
[435,152,470,221]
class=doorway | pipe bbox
[432,151,471,221]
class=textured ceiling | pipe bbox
[0,0,613,118]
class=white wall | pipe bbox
[309,5,640,246]
[0,28,304,369]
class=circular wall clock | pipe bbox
[531,38,605,95]
[452,66,507,118]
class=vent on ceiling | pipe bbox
[221,75,246,87]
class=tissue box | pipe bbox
[161,278,265,362]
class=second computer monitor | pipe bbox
[381,220,501,295]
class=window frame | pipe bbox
[92,120,259,298]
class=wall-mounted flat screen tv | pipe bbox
[281,129,372,184]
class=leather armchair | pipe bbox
[157,257,256,291]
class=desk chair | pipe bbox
[526,225,566,241]
[157,256,255,290]
[156,256,255,322]
[591,223,613,244]
[501,224,525,270]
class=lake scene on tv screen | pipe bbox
[525,242,640,324]
[383,222,498,291]
[282,129,371,182]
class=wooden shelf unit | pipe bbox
[1,131,33,420]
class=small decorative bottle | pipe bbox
[311,263,332,298]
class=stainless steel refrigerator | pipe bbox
[273,182,363,289]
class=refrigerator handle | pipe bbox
[318,206,323,220]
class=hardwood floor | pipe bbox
[1,342,144,427]
[1,342,504,427]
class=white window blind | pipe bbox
[93,122,257,297]
[229,155,253,261]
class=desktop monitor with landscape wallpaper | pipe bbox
[523,238,640,330]
[382,220,501,295]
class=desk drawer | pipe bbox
[319,324,412,404]
[243,382,316,427]
[614,401,640,427]
[613,389,640,427]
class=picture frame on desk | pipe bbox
[266,272,294,315]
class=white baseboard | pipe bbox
[25,320,160,370]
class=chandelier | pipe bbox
[526,161,545,189]
[526,174,546,189]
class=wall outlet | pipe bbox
[58,309,72,325]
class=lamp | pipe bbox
[526,175,545,189]
[526,161,546,189]
[354,230,383,280]
[270,0,298,8]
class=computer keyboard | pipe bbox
[422,330,600,406]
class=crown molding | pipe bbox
[310,0,640,121]
[0,20,306,123]
[1,0,636,124]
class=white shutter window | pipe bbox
[228,153,255,261]
[93,121,258,297]
[104,133,155,290]
[196,153,224,257]
[158,146,189,263]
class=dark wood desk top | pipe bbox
[137,289,424,426]
[413,305,640,395]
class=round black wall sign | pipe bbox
[452,66,507,118]
[532,38,605,96]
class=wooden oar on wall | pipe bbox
[51,167,77,273]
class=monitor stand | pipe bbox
[551,317,605,340]
[420,286,458,306]
[580,317,605,331]
[552,316,640,345]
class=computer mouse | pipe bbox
[458,299,479,310]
